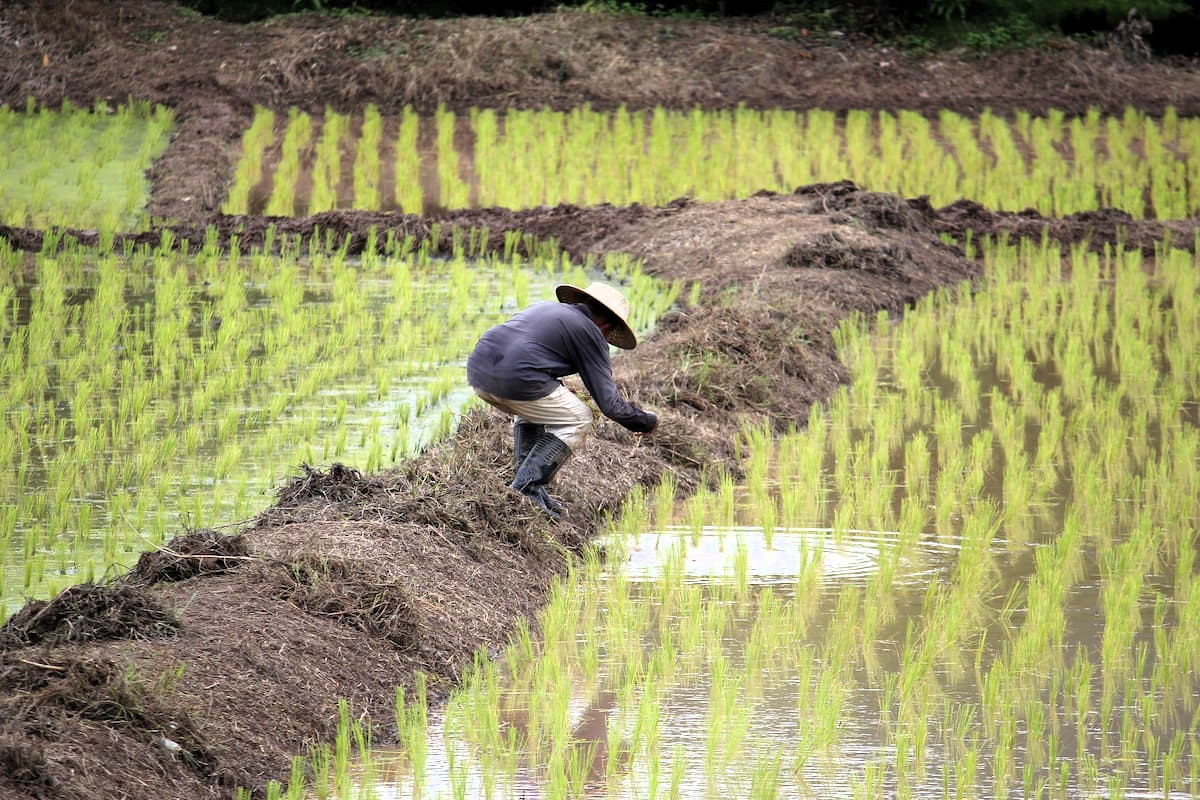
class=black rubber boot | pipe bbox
[531,480,565,516]
[510,433,572,520]
[514,422,564,515]
[513,421,542,467]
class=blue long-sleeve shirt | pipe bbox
[467,302,657,433]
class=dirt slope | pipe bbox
[1,3,1199,799]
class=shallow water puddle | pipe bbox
[621,524,955,587]
[336,527,989,800]
[338,519,1196,799]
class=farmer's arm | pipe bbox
[569,327,657,433]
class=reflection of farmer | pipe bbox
[467,282,658,520]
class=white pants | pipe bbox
[473,385,594,451]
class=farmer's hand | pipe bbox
[636,414,659,438]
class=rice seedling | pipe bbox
[0,98,173,230]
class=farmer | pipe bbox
[467,281,658,520]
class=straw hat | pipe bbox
[555,281,637,349]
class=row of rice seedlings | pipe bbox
[221,105,276,215]
[393,106,423,215]
[0,98,173,230]
[353,104,383,210]
[263,107,313,217]
[0,228,679,616]
[225,105,426,216]
[435,105,471,211]
[226,105,1200,220]
[308,108,350,214]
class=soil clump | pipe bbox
[1,3,1199,799]
[128,529,252,586]
[0,585,180,650]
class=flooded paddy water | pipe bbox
[308,236,1199,800]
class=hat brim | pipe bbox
[556,285,637,350]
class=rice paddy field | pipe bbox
[222,104,1200,219]
[0,221,679,615]
[3,99,1200,800]
[0,100,173,231]
[275,234,1198,800]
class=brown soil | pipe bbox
[1,3,1199,799]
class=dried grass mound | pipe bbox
[273,462,384,507]
[783,229,910,277]
[0,735,54,800]
[811,182,932,233]
[267,553,421,649]
[0,655,220,781]
[653,303,847,418]
[127,529,251,585]
[0,584,179,651]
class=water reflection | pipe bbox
[345,516,1195,800]
[347,526,964,800]
[621,524,955,587]
[364,683,623,799]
